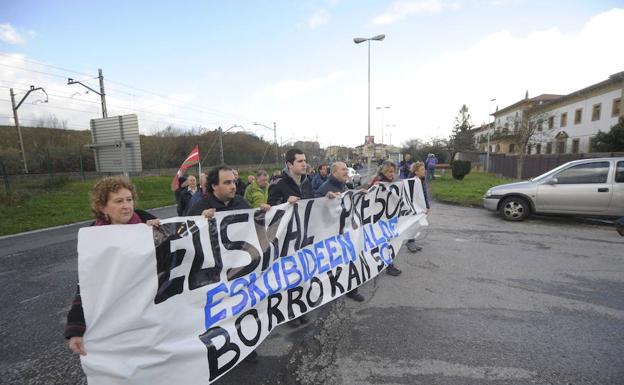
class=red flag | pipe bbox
[171,145,200,191]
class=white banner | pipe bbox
[78,179,428,384]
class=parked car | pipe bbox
[483,157,624,221]
[347,167,361,188]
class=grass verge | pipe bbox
[428,171,517,206]
[0,176,175,236]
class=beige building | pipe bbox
[474,71,624,154]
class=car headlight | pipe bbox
[485,189,492,197]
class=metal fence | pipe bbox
[0,163,282,195]
[487,152,624,179]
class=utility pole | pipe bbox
[273,122,279,165]
[218,126,224,164]
[98,69,108,118]
[68,68,108,118]
[254,122,280,165]
[10,85,49,173]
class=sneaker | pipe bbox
[346,291,365,302]
[406,240,422,253]
[386,265,402,276]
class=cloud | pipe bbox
[0,23,25,44]
[372,0,451,25]
[377,7,624,144]
[307,9,330,29]
[255,71,344,99]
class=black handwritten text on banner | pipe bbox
[77,179,427,384]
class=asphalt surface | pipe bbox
[1,202,623,385]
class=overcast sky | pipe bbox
[1,0,623,148]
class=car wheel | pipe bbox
[499,197,530,221]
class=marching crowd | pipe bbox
[65,148,433,363]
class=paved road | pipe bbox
[1,202,623,384]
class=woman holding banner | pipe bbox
[369,161,402,277]
[65,176,160,356]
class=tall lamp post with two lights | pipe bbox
[354,34,385,172]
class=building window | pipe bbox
[560,112,567,127]
[592,103,601,121]
[572,139,580,154]
[556,140,566,154]
[503,123,509,133]
[548,116,554,129]
[546,142,552,154]
[613,98,622,117]
[509,144,515,153]
[513,121,518,131]
[536,144,542,154]
[537,119,543,132]
[575,108,582,124]
[527,144,532,154]
[495,144,500,152]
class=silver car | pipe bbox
[484,157,624,221]
[347,167,361,188]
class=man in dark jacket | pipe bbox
[268,148,314,206]
[232,169,247,197]
[311,164,328,193]
[185,165,259,362]
[267,148,314,326]
[316,161,365,302]
[187,165,251,216]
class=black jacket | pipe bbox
[179,188,198,216]
[235,179,246,197]
[267,170,314,205]
[65,209,157,339]
[315,175,347,197]
[186,192,251,215]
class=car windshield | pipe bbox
[531,163,570,181]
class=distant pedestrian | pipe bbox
[179,175,198,216]
[425,153,438,181]
[244,170,270,209]
[187,172,207,213]
[271,170,282,183]
[174,175,188,216]
[232,169,246,196]
[398,153,413,179]
[404,161,430,253]
[311,164,328,193]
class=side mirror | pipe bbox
[545,177,558,185]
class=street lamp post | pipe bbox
[218,124,244,164]
[385,124,395,146]
[253,122,279,165]
[354,34,385,173]
[486,98,496,173]
[376,106,390,145]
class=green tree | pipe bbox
[447,104,476,161]
[591,117,624,152]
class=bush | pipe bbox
[451,160,471,180]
